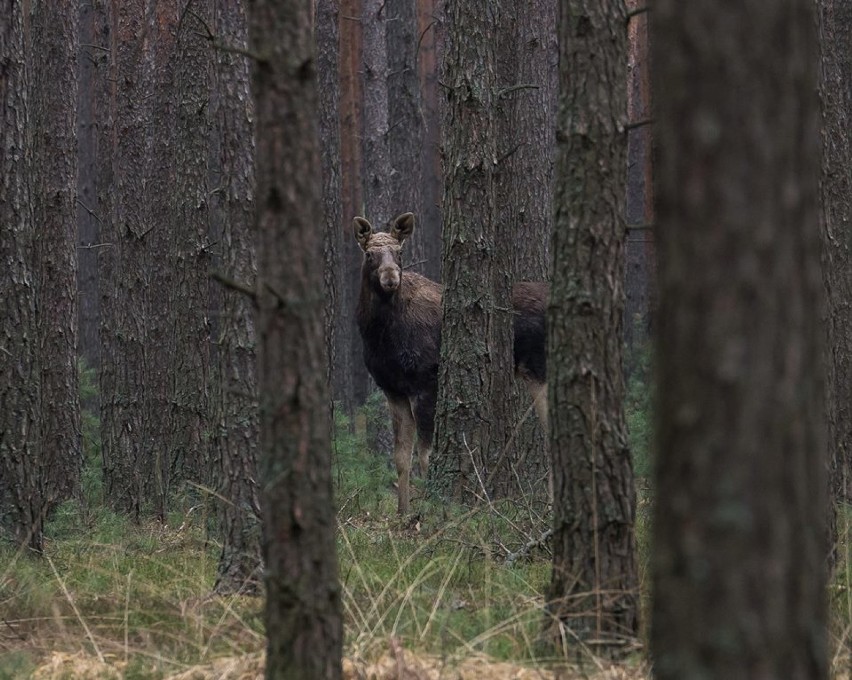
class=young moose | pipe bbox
[354,212,548,514]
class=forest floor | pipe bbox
[1,398,850,678]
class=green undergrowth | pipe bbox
[0,399,563,677]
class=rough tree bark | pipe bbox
[818,0,852,560]
[316,0,346,411]
[0,0,44,552]
[212,0,262,596]
[387,0,426,273]
[490,0,557,499]
[432,0,514,504]
[76,0,105,375]
[545,0,639,652]
[99,0,155,519]
[249,0,343,676]
[651,0,828,677]
[168,3,213,492]
[30,0,83,509]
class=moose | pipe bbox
[354,212,548,514]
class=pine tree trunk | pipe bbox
[30,0,83,510]
[546,0,639,652]
[99,0,157,519]
[170,3,212,492]
[340,0,368,413]
[316,0,346,411]
[249,0,343,676]
[432,0,514,504]
[387,0,426,274]
[0,0,43,552]
[76,0,105,376]
[623,1,654,360]
[212,0,262,596]
[416,0,443,283]
[490,0,557,499]
[650,0,828,676]
[818,0,852,562]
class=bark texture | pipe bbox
[0,0,43,552]
[432,0,514,503]
[490,0,557,498]
[387,0,426,273]
[213,0,261,595]
[818,0,852,523]
[249,0,343,676]
[546,0,639,651]
[339,0,368,412]
[651,0,828,677]
[76,0,105,374]
[169,2,212,492]
[99,0,155,518]
[316,0,345,409]
[30,0,83,508]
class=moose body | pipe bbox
[354,213,548,514]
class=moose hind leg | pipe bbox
[389,396,416,514]
[411,390,437,479]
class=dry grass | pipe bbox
[28,646,651,680]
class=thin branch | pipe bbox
[76,197,103,224]
[211,271,258,305]
[625,117,653,132]
[505,528,554,567]
[627,222,655,231]
[498,83,540,99]
[77,242,114,250]
[626,5,650,21]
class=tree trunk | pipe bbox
[387,0,426,274]
[623,0,654,361]
[432,0,514,504]
[249,0,343,676]
[416,0,443,283]
[99,0,156,519]
[490,0,557,499]
[0,0,43,552]
[212,0,262,596]
[361,0,392,229]
[316,0,345,414]
[76,0,105,376]
[650,0,828,677]
[340,0,368,413]
[30,0,83,510]
[817,0,852,567]
[170,2,213,493]
[545,0,639,653]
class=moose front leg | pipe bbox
[388,395,416,514]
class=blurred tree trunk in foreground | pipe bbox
[545,0,639,654]
[249,0,343,676]
[212,0,262,596]
[0,0,44,552]
[651,0,828,677]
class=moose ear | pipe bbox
[390,212,415,244]
[353,217,373,251]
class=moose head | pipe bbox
[353,212,415,297]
